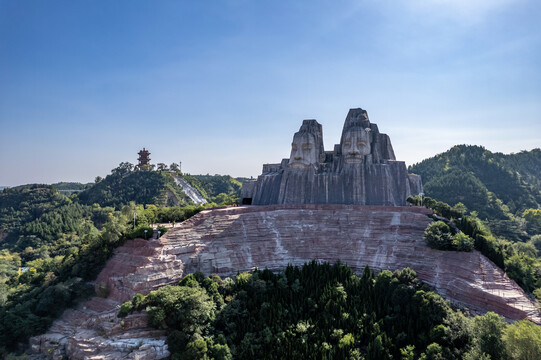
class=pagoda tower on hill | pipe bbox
[137,148,151,169]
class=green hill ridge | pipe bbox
[409,146,541,241]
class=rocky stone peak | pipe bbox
[341,108,371,131]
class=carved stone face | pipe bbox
[289,132,318,168]
[342,128,371,163]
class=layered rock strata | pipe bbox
[160,205,539,324]
[30,239,180,359]
[31,205,541,359]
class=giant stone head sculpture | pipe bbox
[340,109,371,163]
[288,120,324,169]
[243,107,421,206]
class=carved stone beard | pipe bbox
[289,132,318,168]
[342,128,371,164]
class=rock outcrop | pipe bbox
[30,239,181,359]
[31,205,541,359]
[242,109,423,206]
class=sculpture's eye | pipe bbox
[344,141,351,147]
[302,144,311,151]
[292,144,297,151]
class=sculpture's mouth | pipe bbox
[288,160,311,168]
[344,156,363,163]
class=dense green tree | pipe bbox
[530,234,541,254]
[157,163,168,172]
[513,242,538,258]
[111,162,134,176]
[502,319,541,360]
[121,263,472,360]
[523,209,541,235]
[452,232,474,251]
[419,343,445,360]
[133,284,216,336]
[423,221,454,250]
[400,345,416,360]
[178,338,208,360]
[505,254,536,292]
[471,312,507,360]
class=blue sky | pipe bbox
[1,0,540,186]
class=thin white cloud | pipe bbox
[405,0,523,23]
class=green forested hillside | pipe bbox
[0,175,216,353]
[0,185,129,350]
[0,185,67,243]
[193,175,242,198]
[78,163,192,209]
[0,163,243,354]
[183,174,242,204]
[120,262,541,360]
[409,146,541,241]
[408,146,541,302]
[77,163,243,209]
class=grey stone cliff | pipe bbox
[242,108,422,205]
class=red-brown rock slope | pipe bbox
[162,204,539,323]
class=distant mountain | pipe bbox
[409,146,541,241]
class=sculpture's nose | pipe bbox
[293,147,303,160]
